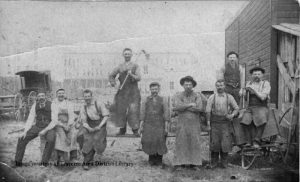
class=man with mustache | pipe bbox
[12,90,56,167]
[139,82,169,166]
[52,88,78,164]
[109,48,141,136]
[78,89,109,170]
[206,79,239,168]
[239,66,271,148]
[173,76,205,170]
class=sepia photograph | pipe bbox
[0,0,299,181]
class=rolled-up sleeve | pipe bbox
[24,103,36,132]
[99,101,109,117]
[108,66,119,85]
[228,95,239,112]
[206,95,214,113]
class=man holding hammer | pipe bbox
[109,48,141,136]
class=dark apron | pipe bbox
[210,115,232,152]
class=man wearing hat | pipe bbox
[239,66,271,148]
[52,89,78,164]
[12,90,56,167]
[139,82,170,166]
[173,76,205,170]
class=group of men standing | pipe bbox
[11,48,271,171]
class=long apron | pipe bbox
[81,115,107,155]
[173,111,203,165]
[210,115,232,153]
[111,64,141,129]
[55,110,72,152]
[141,96,167,155]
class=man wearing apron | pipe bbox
[139,82,169,166]
[109,48,141,136]
[240,66,271,148]
[12,90,56,167]
[52,89,78,164]
[78,89,109,170]
[206,79,239,168]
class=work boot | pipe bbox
[220,152,229,168]
[208,152,219,169]
[116,127,126,135]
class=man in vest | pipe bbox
[12,90,56,167]
[78,89,109,170]
[139,82,169,166]
[223,51,241,103]
[109,48,141,136]
[206,79,239,168]
[240,66,271,148]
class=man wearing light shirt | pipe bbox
[12,90,56,167]
[52,88,78,164]
[239,66,271,148]
[206,79,239,168]
[77,89,109,170]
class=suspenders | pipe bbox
[212,93,229,115]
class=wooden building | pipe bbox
[225,0,299,104]
[225,0,299,162]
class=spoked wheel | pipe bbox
[14,93,24,121]
[241,147,262,170]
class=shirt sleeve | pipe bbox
[261,81,271,95]
[163,97,170,121]
[51,102,58,124]
[98,101,109,117]
[108,65,119,85]
[24,103,36,132]
[140,97,146,121]
[228,94,239,111]
[79,105,87,124]
[206,95,214,113]
[68,102,75,125]
[133,65,141,81]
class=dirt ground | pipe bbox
[0,119,298,182]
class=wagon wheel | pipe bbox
[14,93,24,121]
[241,148,261,170]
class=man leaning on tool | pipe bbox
[108,48,141,136]
[239,66,271,148]
[12,90,56,167]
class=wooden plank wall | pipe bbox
[225,0,300,104]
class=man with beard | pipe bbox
[109,48,141,136]
[239,66,271,148]
[139,82,169,166]
[12,90,56,167]
[206,79,239,168]
[173,76,205,170]
[78,89,109,170]
[223,52,241,103]
[52,89,78,164]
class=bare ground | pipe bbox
[0,120,298,182]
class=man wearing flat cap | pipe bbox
[139,82,170,166]
[173,76,205,170]
[239,66,271,148]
